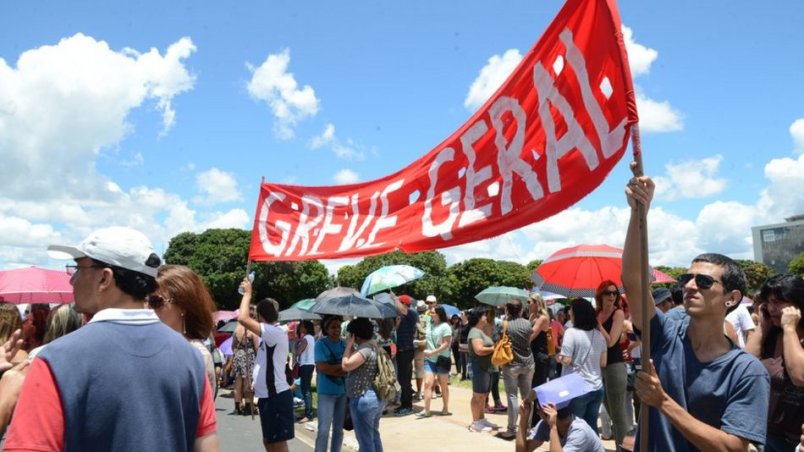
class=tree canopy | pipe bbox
[163,229,331,309]
[788,252,804,276]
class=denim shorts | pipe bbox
[424,359,450,375]
[470,360,491,393]
[258,390,295,443]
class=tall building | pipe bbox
[752,215,804,274]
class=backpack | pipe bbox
[373,343,400,401]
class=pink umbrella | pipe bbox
[214,310,239,323]
[0,266,74,304]
[652,269,677,284]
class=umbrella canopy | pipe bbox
[278,306,322,323]
[531,244,624,298]
[652,269,677,284]
[441,304,461,318]
[475,286,530,306]
[360,265,425,296]
[312,287,397,319]
[219,336,233,355]
[0,266,74,304]
[217,320,238,333]
[531,244,674,298]
[214,310,239,323]
[292,298,316,311]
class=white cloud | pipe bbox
[653,155,727,201]
[308,123,366,160]
[790,118,804,155]
[309,123,335,149]
[247,49,319,139]
[120,151,144,167]
[636,93,683,133]
[756,152,804,221]
[194,168,242,205]
[622,25,658,77]
[463,49,522,112]
[334,169,359,185]
[201,209,250,230]
[0,33,196,202]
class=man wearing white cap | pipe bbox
[5,227,219,452]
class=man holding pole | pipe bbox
[622,175,769,451]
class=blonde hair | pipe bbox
[44,304,83,343]
[0,303,22,343]
[528,292,548,318]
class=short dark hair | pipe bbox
[467,307,485,328]
[433,305,447,323]
[321,315,342,332]
[670,286,684,306]
[95,258,157,299]
[298,321,314,337]
[346,317,374,340]
[506,299,523,318]
[761,273,804,314]
[569,298,596,331]
[691,253,746,296]
[256,298,279,324]
[556,406,572,419]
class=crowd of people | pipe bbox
[0,175,803,452]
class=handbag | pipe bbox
[291,361,300,380]
[491,321,514,367]
[436,355,452,373]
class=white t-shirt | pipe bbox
[725,305,755,348]
[298,334,315,366]
[254,322,291,398]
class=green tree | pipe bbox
[735,259,776,296]
[447,258,530,308]
[789,252,804,276]
[163,228,331,310]
[336,250,448,301]
[526,259,543,274]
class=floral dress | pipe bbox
[232,331,257,378]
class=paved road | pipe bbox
[215,389,316,452]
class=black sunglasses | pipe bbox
[146,294,171,310]
[677,273,722,290]
[601,290,619,296]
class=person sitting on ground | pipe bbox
[516,397,604,452]
[624,174,769,451]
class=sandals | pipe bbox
[415,412,432,419]
[436,410,452,416]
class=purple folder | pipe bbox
[533,373,591,409]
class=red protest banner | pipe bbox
[249,0,638,261]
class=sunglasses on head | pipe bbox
[146,294,171,310]
[677,273,722,290]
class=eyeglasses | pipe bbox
[146,294,172,310]
[65,264,106,276]
[677,273,722,290]
[601,290,619,297]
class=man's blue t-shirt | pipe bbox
[396,308,418,351]
[314,337,346,396]
[531,416,604,452]
[635,310,769,451]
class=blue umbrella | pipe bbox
[360,265,425,296]
[441,304,461,318]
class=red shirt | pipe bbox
[4,358,217,451]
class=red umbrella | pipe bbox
[0,266,74,304]
[531,244,674,298]
[532,244,624,298]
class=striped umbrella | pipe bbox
[531,244,624,298]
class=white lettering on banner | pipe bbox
[337,192,379,252]
[258,191,291,256]
[310,196,349,255]
[363,179,404,249]
[489,96,544,215]
[422,147,461,239]
[284,195,324,257]
[560,29,626,159]
[458,120,493,228]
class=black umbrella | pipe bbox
[217,320,237,333]
[278,306,321,323]
[311,287,398,319]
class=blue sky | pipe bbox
[1,0,803,274]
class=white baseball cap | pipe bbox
[416,300,427,312]
[425,295,437,303]
[48,227,161,278]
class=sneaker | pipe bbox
[480,418,500,430]
[415,412,432,419]
[414,393,423,401]
[492,404,508,413]
[497,430,516,440]
[469,421,493,433]
[394,407,414,417]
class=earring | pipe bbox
[181,311,186,335]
